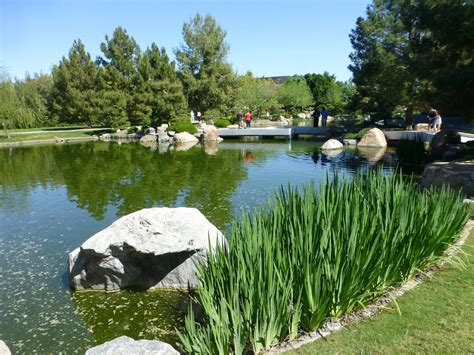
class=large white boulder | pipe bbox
[69,208,225,291]
[202,125,223,142]
[85,336,178,355]
[174,132,199,144]
[321,139,343,150]
[0,341,11,355]
[357,128,387,147]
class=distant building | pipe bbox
[261,76,291,84]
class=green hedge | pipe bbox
[178,170,468,354]
[344,127,371,140]
[214,119,233,128]
[168,122,198,134]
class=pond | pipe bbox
[0,140,396,353]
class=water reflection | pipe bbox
[357,146,388,162]
[72,290,188,346]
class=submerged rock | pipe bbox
[69,207,225,291]
[357,128,387,147]
[85,336,178,355]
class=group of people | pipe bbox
[312,108,329,127]
[236,111,252,129]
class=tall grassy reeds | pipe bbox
[178,170,469,354]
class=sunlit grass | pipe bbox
[177,170,469,354]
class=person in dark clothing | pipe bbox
[236,111,243,129]
[312,109,320,127]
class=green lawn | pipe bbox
[289,226,474,354]
[0,129,111,143]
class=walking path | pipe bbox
[8,128,110,135]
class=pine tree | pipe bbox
[175,14,236,116]
[51,39,98,127]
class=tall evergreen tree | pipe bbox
[51,39,98,127]
[98,27,148,126]
[139,43,187,125]
[175,14,236,115]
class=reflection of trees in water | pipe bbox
[0,142,272,228]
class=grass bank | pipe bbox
[0,129,111,144]
[177,171,469,354]
[290,226,474,353]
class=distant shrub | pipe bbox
[168,122,198,134]
[344,127,371,140]
[127,126,139,134]
[215,119,233,128]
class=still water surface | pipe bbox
[0,140,395,353]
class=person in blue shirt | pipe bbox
[321,108,329,127]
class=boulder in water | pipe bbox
[68,207,225,291]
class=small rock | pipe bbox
[0,341,11,355]
[343,139,357,145]
[322,139,343,150]
[174,132,199,144]
[139,134,157,144]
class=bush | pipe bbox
[344,127,371,140]
[168,122,198,134]
[127,126,139,134]
[215,119,233,128]
[178,170,468,353]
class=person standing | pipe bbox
[428,108,442,132]
[245,111,252,128]
[236,111,243,129]
[312,109,320,127]
[321,108,329,127]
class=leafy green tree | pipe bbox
[235,72,280,118]
[277,76,313,114]
[51,39,98,127]
[175,14,237,116]
[139,43,187,125]
[349,0,431,125]
[15,73,53,127]
[304,72,352,115]
[0,69,36,132]
[411,1,474,119]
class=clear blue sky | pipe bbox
[1,0,370,81]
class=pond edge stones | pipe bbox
[68,207,226,291]
[85,336,178,355]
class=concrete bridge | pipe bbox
[217,126,327,139]
[218,126,474,143]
